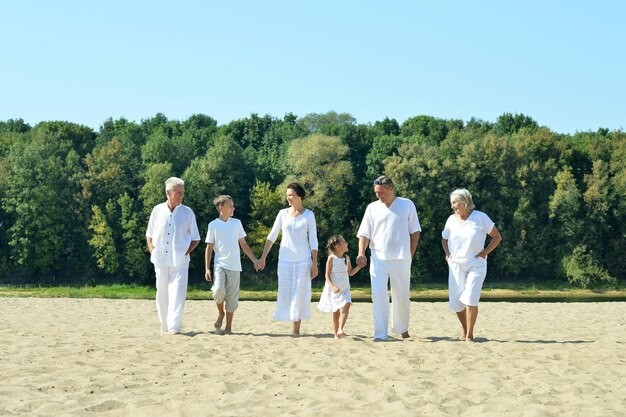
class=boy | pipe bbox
[205,195,258,334]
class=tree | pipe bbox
[2,127,88,277]
[493,113,539,136]
[283,134,356,247]
[88,204,119,274]
[400,115,450,144]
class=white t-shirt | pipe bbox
[146,203,201,267]
[205,217,247,271]
[441,210,495,262]
[267,208,319,262]
[356,197,421,261]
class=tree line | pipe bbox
[0,112,623,288]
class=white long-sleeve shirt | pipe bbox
[356,197,421,261]
[267,208,318,262]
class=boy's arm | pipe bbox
[204,243,214,281]
[346,255,362,277]
[239,238,258,264]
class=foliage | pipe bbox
[0,112,623,287]
[562,245,617,288]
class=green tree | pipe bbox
[88,204,119,274]
[2,126,88,277]
[283,134,355,240]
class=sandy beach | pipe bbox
[1,298,624,416]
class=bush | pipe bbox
[562,245,617,288]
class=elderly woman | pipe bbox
[441,189,502,341]
[258,183,319,336]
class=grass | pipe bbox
[1,283,625,302]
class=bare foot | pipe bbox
[334,334,341,339]
[222,329,233,335]
[459,332,466,341]
[214,313,225,330]
[291,331,300,337]
[401,331,411,339]
[337,331,347,338]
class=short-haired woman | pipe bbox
[441,189,502,341]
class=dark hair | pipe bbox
[373,175,394,188]
[287,182,306,198]
[326,235,347,263]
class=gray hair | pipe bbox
[165,177,185,193]
[450,188,475,210]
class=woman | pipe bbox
[258,183,319,336]
[441,189,502,341]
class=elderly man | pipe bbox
[146,177,201,334]
[356,175,421,340]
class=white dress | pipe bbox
[317,255,352,313]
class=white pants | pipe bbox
[154,262,189,332]
[273,259,312,321]
[370,258,412,339]
[448,257,487,312]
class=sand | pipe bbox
[1,298,624,416]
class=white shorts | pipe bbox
[448,257,487,312]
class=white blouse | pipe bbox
[267,208,318,262]
[441,210,495,263]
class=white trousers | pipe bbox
[448,257,487,312]
[273,259,312,321]
[154,262,189,333]
[370,258,412,339]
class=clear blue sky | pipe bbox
[1,1,624,134]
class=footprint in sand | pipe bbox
[84,400,125,412]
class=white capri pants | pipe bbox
[370,258,412,339]
[448,257,487,312]
[212,266,241,313]
[154,262,189,333]
[273,259,312,321]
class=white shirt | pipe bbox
[357,197,421,261]
[146,203,200,267]
[441,210,494,262]
[267,208,318,262]
[205,217,247,271]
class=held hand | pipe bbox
[356,255,367,268]
[204,269,212,282]
[332,285,340,294]
[256,258,266,271]
[476,251,487,259]
[310,264,318,279]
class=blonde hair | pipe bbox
[450,188,475,210]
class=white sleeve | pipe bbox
[480,212,495,234]
[205,223,215,244]
[356,206,372,239]
[189,211,201,241]
[408,201,421,233]
[307,211,318,251]
[146,207,157,237]
[267,210,283,243]
[238,220,247,239]
[441,216,451,239]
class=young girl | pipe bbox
[317,235,362,338]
